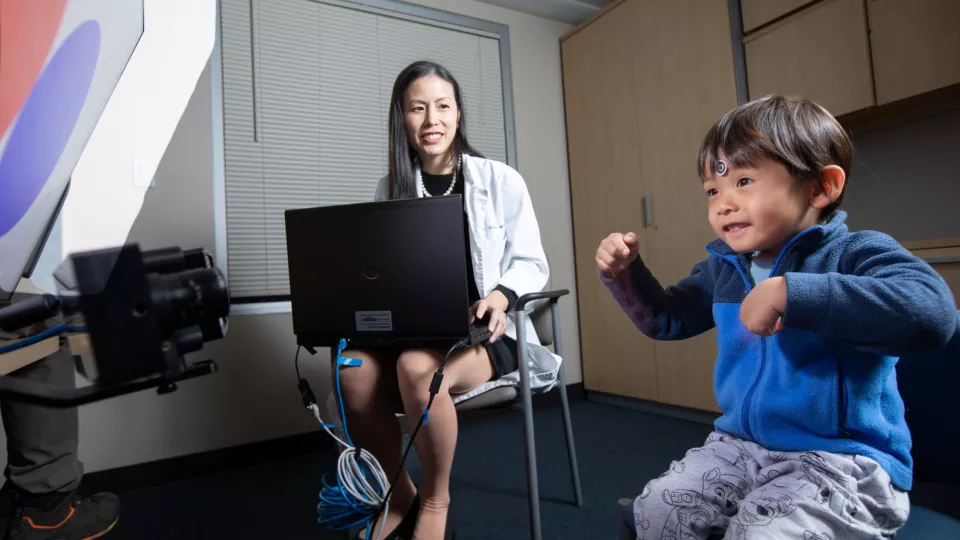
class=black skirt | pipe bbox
[484,335,519,380]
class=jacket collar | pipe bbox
[462,153,482,190]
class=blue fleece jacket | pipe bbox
[603,211,957,489]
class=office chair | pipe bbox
[453,284,584,540]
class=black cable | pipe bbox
[295,345,302,382]
[295,346,318,409]
[370,337,470,530]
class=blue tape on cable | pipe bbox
[336,338,362,368]
[423,410,429,425]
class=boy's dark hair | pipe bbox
[697,95,853,220]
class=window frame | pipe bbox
[211,0,518,315]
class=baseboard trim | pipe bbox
[81,382,586,494]
[587,391,720,426]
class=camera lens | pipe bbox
[148,267,230,340]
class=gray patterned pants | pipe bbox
[632,432,910,540]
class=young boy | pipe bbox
[597,95,957,540]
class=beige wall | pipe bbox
[46,0,578,472]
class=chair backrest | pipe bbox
[527,256,555,347]
[896,310,960,484]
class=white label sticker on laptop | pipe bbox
[356,311,393,332]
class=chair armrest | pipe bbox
[515,289,570,311]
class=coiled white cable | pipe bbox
[309,403,390,540]
[307,337,468,539]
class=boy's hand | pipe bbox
[740,277,787,336]
[597,232,640,279]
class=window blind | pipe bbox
[220,0,508,300]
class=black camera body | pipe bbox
[0,244,229,406]
[72,244,229,387]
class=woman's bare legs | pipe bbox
[336,348,417,538]
[396,346,494,540]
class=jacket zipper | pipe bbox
[709,249,761,442]
[707,227,820,444]
[742,227,821,443]
[837,360,847,436]
[734,256,760,444]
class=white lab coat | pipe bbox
[375,154,562,402]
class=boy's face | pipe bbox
[703,154,821,257]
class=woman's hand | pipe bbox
[470,290,510,343]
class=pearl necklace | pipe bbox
[419,154,461,197]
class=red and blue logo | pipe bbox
[0,0,100,235]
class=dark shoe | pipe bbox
[355,492,420,540]
[6,492,119,540]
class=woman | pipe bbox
[338,60,561,540]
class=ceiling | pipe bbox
[476,0,614,25]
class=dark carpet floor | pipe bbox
[103,400,960,539]
[104,401,710,539]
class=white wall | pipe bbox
[64,0,578,472]
[844,108,960,242]
[62,0,215,257]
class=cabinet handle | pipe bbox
[642,193,652,228]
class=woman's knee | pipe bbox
[396,349,441,396]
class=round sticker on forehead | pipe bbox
[715,159,728,176]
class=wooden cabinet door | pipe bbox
[629,0,737,413]
[741,0,811,32]
[562,2,659,402]
[745,0,875,116]
[868,0,960,105]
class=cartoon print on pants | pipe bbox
[732,491,797,539]
[657,460,687,481]
[634,507,651,540]
[660,467,743,540]
[796,481,858,526]
[702,467,748,516]
[660,489,716,540]
[716,444,754,475]
[871,483,908,530]
[798,453,848,486]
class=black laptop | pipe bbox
[284,195,491,348]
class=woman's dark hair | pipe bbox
[388,61,483,199]
[697,94,853,220]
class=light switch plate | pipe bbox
[133,160,155,188]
